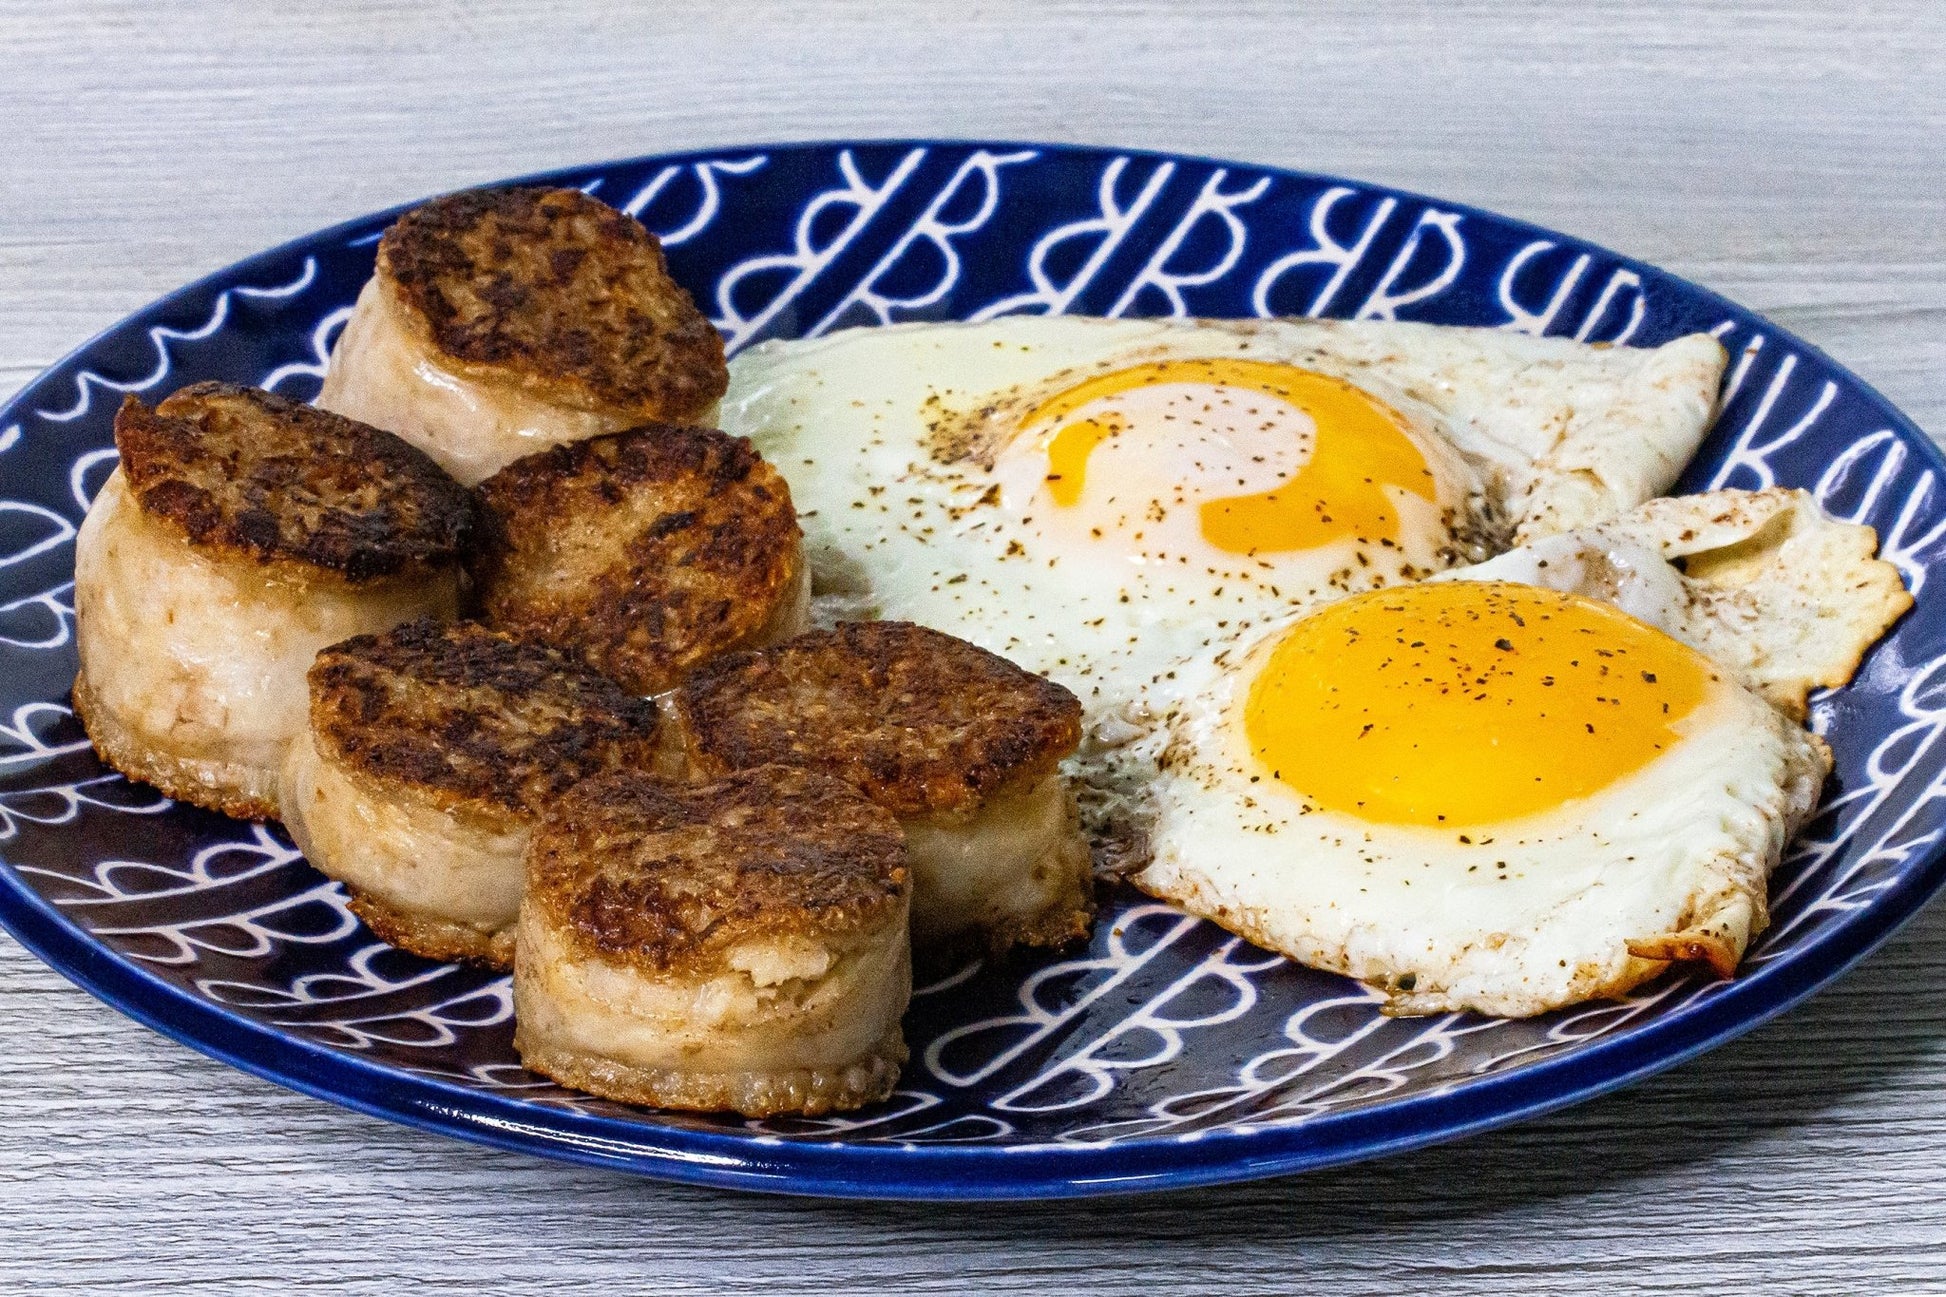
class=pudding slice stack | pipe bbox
[72,383,471,819]
[281,619,662,968]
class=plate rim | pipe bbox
[2,136,1943,1200]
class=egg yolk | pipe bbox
[1019,358,1437,555]
[1243,582,1718,828]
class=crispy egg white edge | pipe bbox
[1447,486,1915,719]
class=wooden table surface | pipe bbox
[4,2,1943,1291]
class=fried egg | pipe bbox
[1132,489,1905,1016]
[723,315,1726,849]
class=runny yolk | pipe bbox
[1243,582,1718,828]
[1020,357,1437,555]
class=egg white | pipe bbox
[1131,590,1830,1018]
[723,316,1728,852]
[1130,483,1912,1017]
[719,315,1907,1020]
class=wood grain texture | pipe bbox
[2,1,1943,1291]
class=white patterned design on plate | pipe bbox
[0,148,1939,1150]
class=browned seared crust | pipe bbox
[307,618,660,816]
[113,384,472,584]
[471,424,804,693]
[1626,931,1740,980]
[676,622,1084,817]
[71,667,278,820]
[514,1025,905,1117]
[346,886,516,969]
[525,766,907,976]
[377,186,726,420]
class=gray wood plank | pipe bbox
[1,0,1942,1290]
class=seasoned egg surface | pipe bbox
[1133,579,1829,1017]
[723,315,1727,847]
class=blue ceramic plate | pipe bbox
[2,142,1942,1200]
